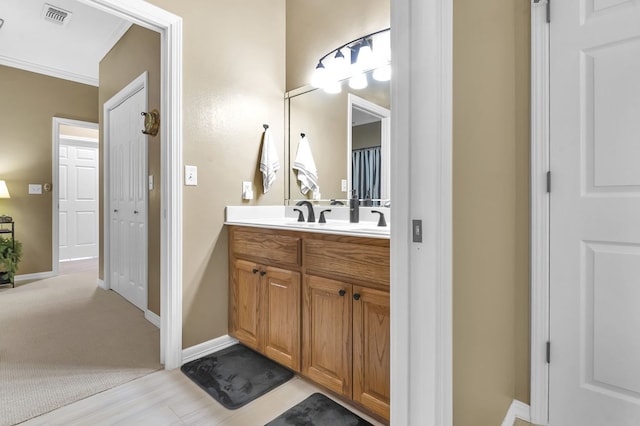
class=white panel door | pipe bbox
[550,0,640,424]
[108,87,147,311]
[59,143,99,261]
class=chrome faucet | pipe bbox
[295,200,315,222]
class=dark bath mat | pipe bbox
[265,393,374,426]
[181,344,294,410]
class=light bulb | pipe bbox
[323,80,342,94]
[349,73,368,90]
[311,62,327,88]
[373,64,391,82]
[354,40,374,72]
[332,48,350,80]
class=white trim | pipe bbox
[145,310,161,328]
[97,278,106,289]
[182,335,239,364]
[52,118,99,277]
[103,71,149,313]
[81,0,183,370]
[0,55,99,86]
[15,271,56,282]
[390,0,453,424]
[347,94,391,200]
[502,400,533,426]
[530,0,551,424]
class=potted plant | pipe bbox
[0,236,22,283]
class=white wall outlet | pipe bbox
[242,181,253,200]
[341,179,348,192]
[184,165,197,186]
[28,184,42,194]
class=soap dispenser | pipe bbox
[349,189,360,223]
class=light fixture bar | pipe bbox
[315,27,390,64]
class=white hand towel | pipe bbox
[292,135,319,195]
[259,128,280,193]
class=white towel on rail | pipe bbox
[292,135,319,195]
[259,128,280,193]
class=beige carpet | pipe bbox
[0,266,161,426]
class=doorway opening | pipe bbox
[52,118,99,278]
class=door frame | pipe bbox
[530,0,551,424]
[80,0,453,421]
[80,0,183,369]
[52,117,99,275]
[103,71,149,313]
[346,94,391,200]
[390,0,453,424]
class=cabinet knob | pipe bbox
[259,270,267,276]
[252,268,259,274]
[339,289,346,297]
[134,210,139,214]
[113,209,118,213]
[353,293,361,301]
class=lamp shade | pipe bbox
[0,181,9,199]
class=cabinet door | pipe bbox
[302,275,352,396]
[230,259,261,349]
[263,266,301,371]
[352,286,390,420]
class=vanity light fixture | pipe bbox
[311,27,391,94]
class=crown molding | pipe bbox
[0,55,98,86]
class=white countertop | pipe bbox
[225,205,390,239]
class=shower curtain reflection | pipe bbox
[352,146,381,201]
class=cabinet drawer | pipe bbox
[304,240,389,288]
[232,228,301,268]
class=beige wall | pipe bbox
[0,65,98,275]
[99,25,162,315]
[452,0,530,424]
[353,122,381,150]
[147,0,286,348]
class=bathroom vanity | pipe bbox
[226,208,390,421]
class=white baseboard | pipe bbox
[145,310,161,328]
[502,400,532,426]
[96,278,106,289]
[15,271,56,282]
[182,335,239,365]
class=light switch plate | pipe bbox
[28,184,42,194]
[242,181,253,200]
[185,165,197,186]
[341,179,348,192]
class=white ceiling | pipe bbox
[0,0,131,86]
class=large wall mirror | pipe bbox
[285,70,390,203]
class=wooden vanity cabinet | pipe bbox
[228,225,390,421]
[229,227,302,371]
[302,275,390,421]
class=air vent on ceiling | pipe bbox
[42,4,72,26]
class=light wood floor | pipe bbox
[22,368,384,426]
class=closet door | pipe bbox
[107,82,147,311]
